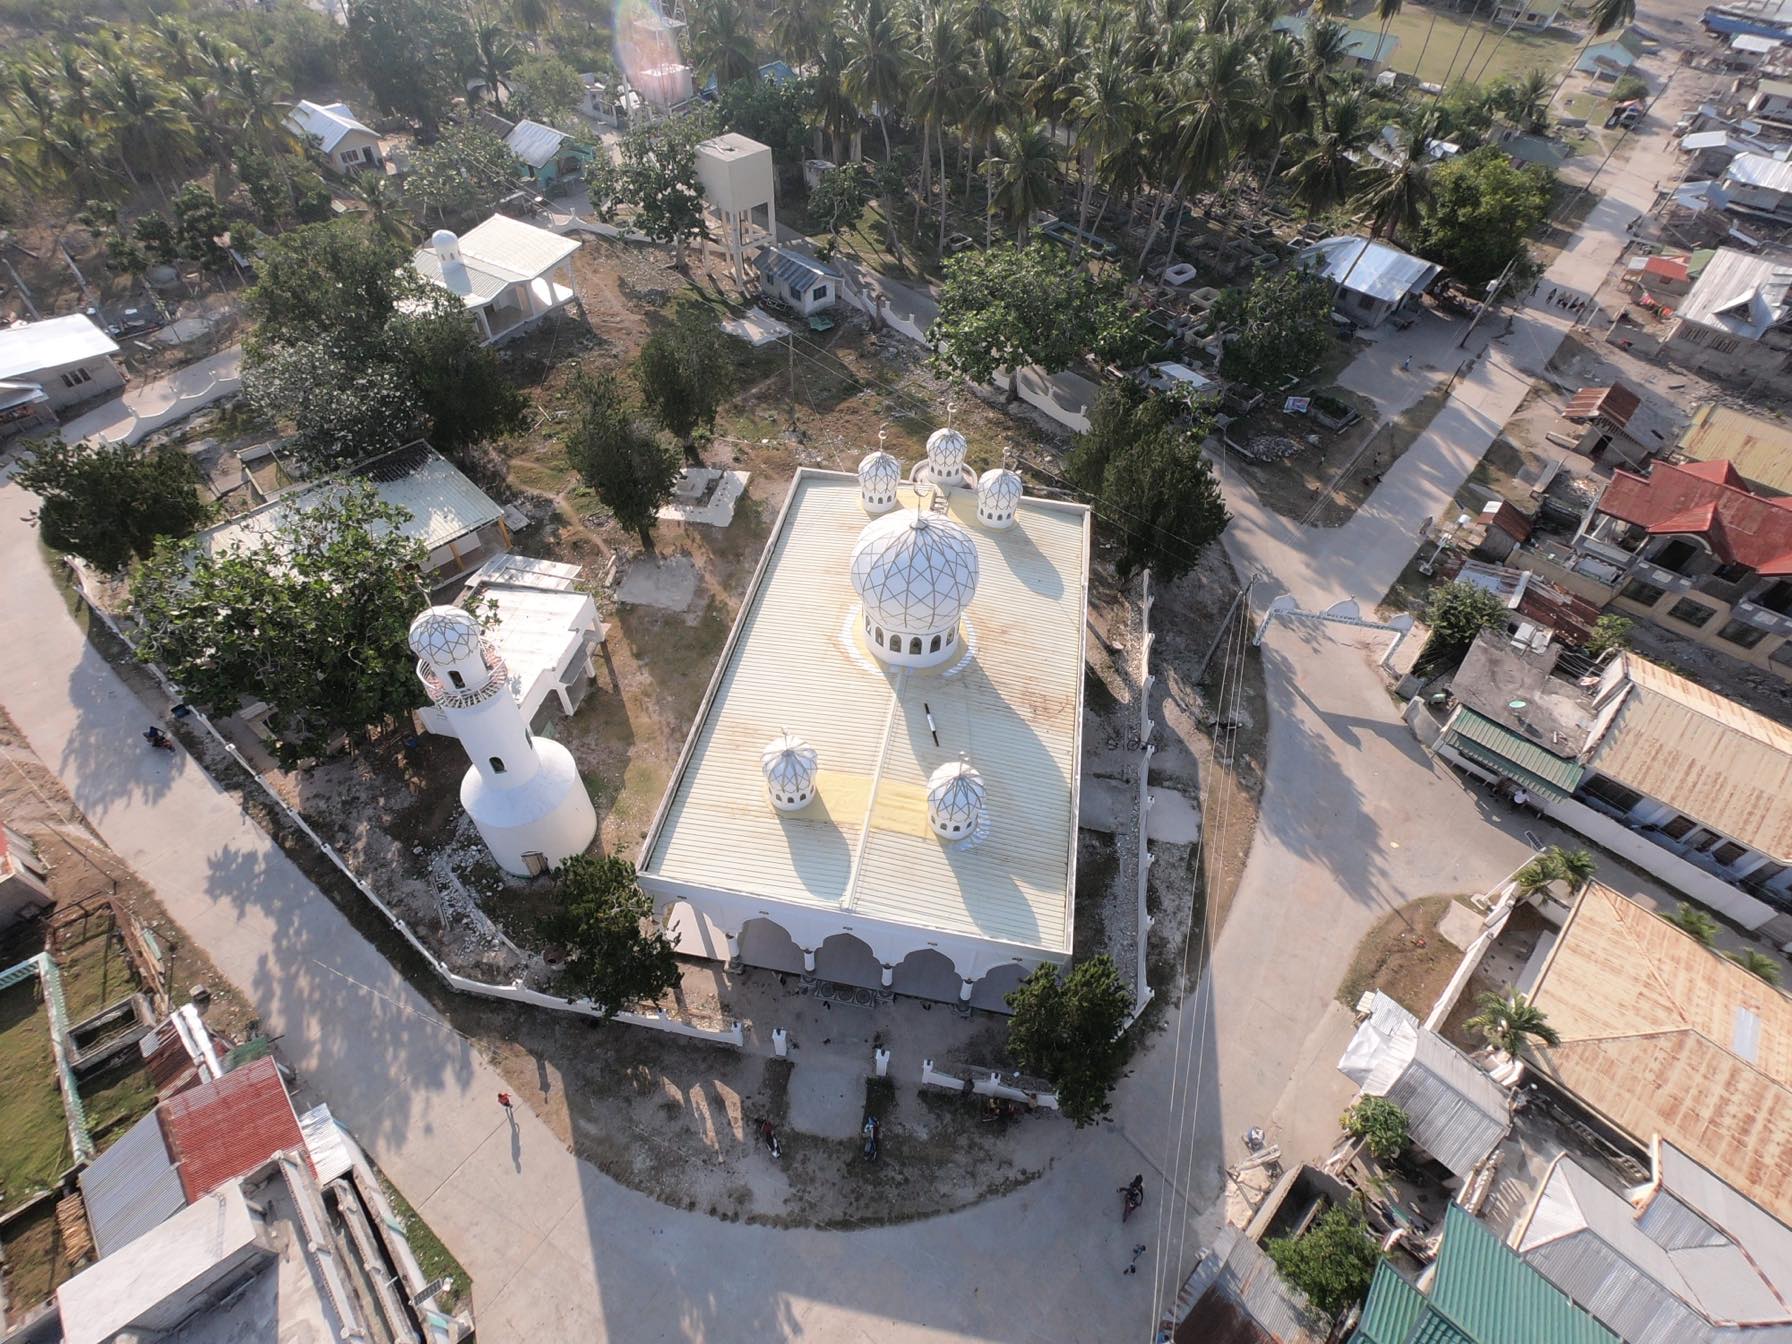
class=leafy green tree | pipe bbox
[245,220,412,359]
[1068,381,1228,583]
[243,344,424,468]
[1730,949,1783,985]
[932,242,1135,401]
[1265,1207,1380,1318]
[617,115,714,265]
[634,312,732,458]
[388,306,528,456]
[1417,146,1553,289]
[1004,955,1133,1127]
[1419,580,1507,668]
[564,368,682,550]
[716,75,816,167]
[404,121,522,224]
[1341,1096,1408,1161]
[1213,267,1334,392]
[1586,613,1631,658]
[809,162,875,250]
[17,439,211,572]
[347,0,472,135]
[1609,72,1648,104]
[510,52,584,123]
[132,214,179,266]
[1667,901,1720,947]
[1463,989,1560,1057]
[130,485,426,765]
[540,855,681,1017]
[172,183,232,271]
[1512,845,1596,896]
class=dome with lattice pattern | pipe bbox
[849,509,980,642]
[976,468,1023,528]
[761,732,818,811]
[409,607,482,664]
[926,758,984,838]
[926,426,968,478]
[857,449,901,513]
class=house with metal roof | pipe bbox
[1295,237,1441,328]
[1676,401,1792,494]
[1433,633,1792,935]
[502,118,595,192]
[1721,152,1792,219]
[1352,1205,1620,1344]
[1559,381,1675,467]
[754,245,841,317]
[1575,27,1648,78]
[1513,1137,1792,1344]
[1751,76,1792,120]
[1338,993,1514,1179]
[193,441,511,584]
[0,313,122,415]
[1163,1226,1330,1344]
[1664,245,1792,387]
[284,99,383,174]
[410,213,582,344]
[1271,16,1400,72]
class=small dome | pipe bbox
[926,426,968,478]
[409,606,481,663]
[431,228,460,255]
[761,732,818,811]
[858,449,901,513]
[976,468,1023,527]
[850,509,980,638]
[926,758,984,838]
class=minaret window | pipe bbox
[448,670,466,689]
[490,756,507,774]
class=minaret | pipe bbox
[409,606,597,877]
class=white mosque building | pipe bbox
[637,425,1091,1010]
[409,606,597,876]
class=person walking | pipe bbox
[1400,355,1412,371]
[498,1091,514,1116]
[1546,287,1558,304]
[1123,1244,1148,1275]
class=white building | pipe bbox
[284,99,383,174]
[410,216,581,345]
[1295,236,1442,328]
[409,606,596,876]
[0,313,123,412]
[1721,150,1792,219]
[0,819,50,931]
[1664,245,1792,386]
[1751,77,1792,120]
[754,246,840,317]
[416,553,605,737]
[696,132,776,287]
[638,438,1092,1010]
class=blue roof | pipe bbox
[755,246,839,296]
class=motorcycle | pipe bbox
[861,1114,880,1163]
[143,726,175,753]
[1120,1176,1145,1222]
[759,1119,782,1160]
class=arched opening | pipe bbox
[815,932,882,988]
[945,629,955,646]
[930,634,941,652]
[909,637,922,655]
[891,947,961,1001]
[448,670,466,689]
[737,916,805,975]
[968,962,1031,1013]
[489,756,507,774]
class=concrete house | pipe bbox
[410,215,581,345]
[1559,381,1673,466]
[1492,0,1562,30]
[503,118,595,192]
[1664,246,1792,386]
[284,99,383,174]
[1295,236,1442,329]
[1575,27,1647,78]
[754,246,840,317]
[1272,16,1400,73]
[0,820,50,931]
[1720,150,1792,220]
[1750,76,1792,120]
[0,314,122,413]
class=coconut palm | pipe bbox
[350,170,422,245]
[985,119,1057,244]
[1374,0,1403,55]
[512,0,555,41]
[1026,0,1088,138]
[1730,949,1784,986]
[1667,901,1720,946]
[1066,47,1136,253]
[906,2,966,247]
[1464,989,1561,1057]
[769,0,827,65]
[1357,145,1431,244]
[1250,30,1308,186]
[1285,87,1371,212]
[689,0,759,88]
[92,57,196,192]
[1500,67,1553,133]
[1300,17,1355,116]
[842,0,907,159]
[962,32,1021,242]
[812,32,858,163]
[1142,33,1259,269]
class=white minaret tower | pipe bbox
[409,607,597,877]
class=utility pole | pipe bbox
[1458,249,1522,348]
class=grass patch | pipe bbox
[0,982,71,1214]
[1336,894,1468,1016]
[1369,1,1583,86]
[80,1057,159,1150]
[377,1173,471,1313]
[55,932,138,1023]
[0,1199,74,1322]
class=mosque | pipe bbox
[637,424,1093,1010]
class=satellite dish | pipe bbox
[1508,698,1529,709]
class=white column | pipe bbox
[802,948,816,973]
[724,930,741,965]
[959,978,974,1002]
[880,963,894,988]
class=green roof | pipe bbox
[1443,708,1584,803]
[1349,1209,1618,1344]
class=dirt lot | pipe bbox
[1335,894,1470,1017]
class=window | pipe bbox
[875,626,884,644]
[60,366,92,389]
[1753,580,1792,615]
[944,629,954,645]
[930,635,941,652]
[1582,775,1645,813]
[1620,578,1667,606]
[1653,538,1700,573]
[1355,291,1376,312]
[489,756,507,774]
[1713,840,1749,867]
[447,670,465,689]
[909,637,922,655]
[1719,619,1767,649]
[1666,597,1717,628]
[812,285,829,301]
[1660,815,1698,840]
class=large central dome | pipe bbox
[849,509,980,643]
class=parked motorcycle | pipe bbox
[861,1114,880,1163]
[759,1119,782,1160]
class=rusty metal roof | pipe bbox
[1528,884,1792,1226]
[1678,403,1792,496]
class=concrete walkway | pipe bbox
[59,345,242,446]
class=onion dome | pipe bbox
[849,510,980,640]
[976,468,1023,529]
[925,426,968,479]
[858,448,901,514]
[409,606,482,663]
[926,758,985,838]
[761,732,818,812]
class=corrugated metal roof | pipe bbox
[1443,709,1584,802]
[77,1110,184,1257]
[1675,246,1792,341]
[1352,1263,1431,1344]
[0,314,119,382]
[504,118,569,168]
[1726,151,1792,195]
[411,214,581,308]
[195,442,503,562]
[1432,1205,1622,1344]
[1297,237,1442,304]
[158,1057,309,1201]
[1678,403,1792,494]
[1529,884,1792,1228]
[298,1103,354,1184]
[641,472,1089,955]
[755,246,839,296]
[1590,655,1792,862]
[1175,1227,1330,1344]
[285,99,376,153]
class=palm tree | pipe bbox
[769,0,827,65]
[1250,31,1308,187]
[1358,148,1431,245]
[1667,901,1720,946]
[350,170,421,245]
[1500,67,1553,133]
[962,32,1021,244]
[92,58,196,193]
[1142,33,1259,270]
[1374,0,1403,58]
[812,32,858,163]
[1299,18,1355,115]
[1026,0,1087,137]
[512,0,555,42]
[1464,989,1561,1057]
[473,21,519,107]
[689,0,758,88]
[1285,87,1371,213]
[1730,949,1783,986]
[1507,844,1598,897]
[1066,48,1136,253]
[842,0,907,160]
[906,2,966,248]
[985,120,1057,244]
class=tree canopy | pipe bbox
[347,0,472,135]
[1463,989,1560,1057]
[130,484,426,765]
[1417,147,1554,289]
[1004,955,1133,1127]
[18,439,212,572]
[1341,1096,1408,1161]
[541,855,681,1017]
[1419,580,1507,670]
[634,310,733,455]
[404,121,522,225]
[1213,267,1335,392]
[1265,1207,1381,1318]
[565,368,683,550]
[618,115,715,263]
[1067,380,1229,583]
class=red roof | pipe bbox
[1640,255,1690,285]
[1599,460,1792,575]
[157,1057,309,1200]
[1564,382,1644,429]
